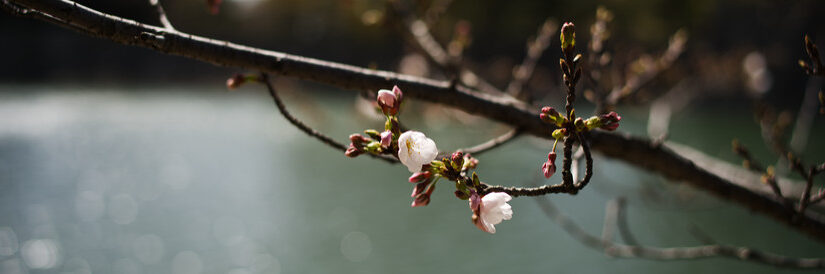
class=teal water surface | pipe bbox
[0,86,822,274]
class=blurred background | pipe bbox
[1,0,824,273]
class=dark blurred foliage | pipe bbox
[1,0,824,106]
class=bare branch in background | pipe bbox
[535,194,825,269]
[148,0,175,31]
[505,18,557,101]
[457,128,521,156]
[789,78,822,154]
[606,29,687,106]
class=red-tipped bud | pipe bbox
[552,128,567,139]
[408,171,432,183]
[599,111,622,131]
[345,145,362,158]
[411,183,435,207]
[226,74,245,89]
[349,134,370,146]
[541,152,557,178]
[377,86,404,116]
[540,106,565,126]
[379,130,392,149]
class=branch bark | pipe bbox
[5,0,825,242]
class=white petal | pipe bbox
[397,131,438,173]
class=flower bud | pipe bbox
[349,134,370,146]
[226,74,245,89]
[345,145,362,158]
[599,111,622,131]
[377,89,397,116]
[408,171,432,183]
[450,151,465,170]
[540,106,565,126]
[411,181,428,197]
[574,117,585,131]
[463,156,479,170]
[585,116,602,130]
[411,183,435,207]
[380,130,392,149]
[541,152,557,178]
[560,22,576,56]
[552,128,567,140]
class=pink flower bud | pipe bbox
[411,183,435,207]
[380,130,392,149]
[541,152,557,178]
[599,111,622,131]
[345,145,362,158]
[408,171,432,183]
[392,85,404,104]
[377,88,401,116]
[560,22,576,55]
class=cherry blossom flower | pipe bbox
[470,192,513,234]
[398,131,438,173]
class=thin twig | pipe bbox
[534,195,825,268]
[148,0,175,31]
[505,18,557,100]
[457,128,520,156]
[260,73,398,164]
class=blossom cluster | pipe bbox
[344,85,513,234]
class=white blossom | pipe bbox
[471,192,513,234]
[397,131,438,173]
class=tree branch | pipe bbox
[259,73,398,164]
[535,194,825,269]
[6,0,825,242]
[147,0,175,31]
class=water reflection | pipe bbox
[0,88,820,274]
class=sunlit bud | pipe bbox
[377,89,398,116]
[364,129,381,140]
[349,134,370,146]
[585,116,602,130]
[226,74,245,89]
[411,183,435,207]
[408,171,432,183]
[411,181,428,197]
[540,106,564,126]
[365,141,381,153]
[552,128,567,140]
[541,152,557,178]
[380,130,392,149]
[574,117,585,131]
[463,156,479,170]
[392,85,404,104]
[560,22,576,55]
[345,145,362,158]
[599,111,622,131]
[451,151,465,170]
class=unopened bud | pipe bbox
[349,134,369,146]
[411,181,428,197]
[541,152,557,178]
[377,89,398,116]
[585,116,602,130]
[408,171,432,183]
[560,22,576,56]
[574,117,585,131]
[411,183,435,207]
[226,74,246,89]
[380,130,392,149]
[345,145,362,158]
[552,128,567,140]
[599,111,622,131]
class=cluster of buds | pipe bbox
[409,165,435,207]
[559,22,582,87]
[346,86,406,158]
